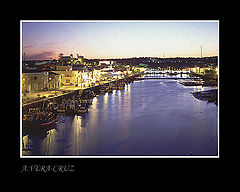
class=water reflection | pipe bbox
[71,115,87,155]
[22,135,32,156]
[22,127,58,156]
[22,78,218,156]
[22,114,88,156]
[103,93,109,104]
[118,90,122,111]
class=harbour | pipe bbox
[22,74,140,109]
[20,21,219,158]
[21,73,218,157]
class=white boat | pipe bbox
[77,106,88,114]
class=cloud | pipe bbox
[23,45,34,49]
[25,51,56,60]
[74,41,88,46]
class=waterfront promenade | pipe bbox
[22,74,140,108]
[21,71,217,109]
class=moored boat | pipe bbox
[64,99,89,115]
[77,104,88,114]
[179,80,203,86]
[117,85,124,90]
[106,88,113,93]
[99,88,106,94]
[23,109,57,134]
[65,99,78,115]
[56,108,66,113]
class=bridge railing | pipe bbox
[144,70,190,74]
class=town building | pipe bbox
[134,66,147,72]
[22,71,62,93]
[48,72,61,89]
[22,72,48,92]
[54,65,94,87]
[188,67,212,75]
[56,65,72,71]
[54,70,79,86]
[58,54,74,65]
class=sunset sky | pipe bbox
[21,20,218,60]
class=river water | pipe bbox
[22,76,218,157]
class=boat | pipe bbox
[81,99,92,105]
[65,99,89,115]
[65,99,78,115]
[56,100,67,113]
[117,85,124,90]
[76,104,88,114]
[99,87,106,94]
[111,85,118,90]
[106,88,113,93]
[89,91,96,98]
[23,109,57,134]
[179,80,203,86]
[56,107,66,113]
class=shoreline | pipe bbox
[22,73,142,109]
[189,73,218,87]
[192,89,218,105]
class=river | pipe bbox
[22,76,218,157]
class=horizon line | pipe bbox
[22,55,218,61]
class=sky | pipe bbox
[21,21,219,60]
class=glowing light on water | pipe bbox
[104,92,109,104]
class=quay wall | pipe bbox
[22,74,142,111]
[22,84,101,110]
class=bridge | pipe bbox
[138,76,201,80]
[139,77,200,80]
[141,70,200,80]
[144,70,190,74]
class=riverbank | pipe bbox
[189,73,218,87]
[22,73,142,108]
[22,77,218,156]
[192,89,218,105]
